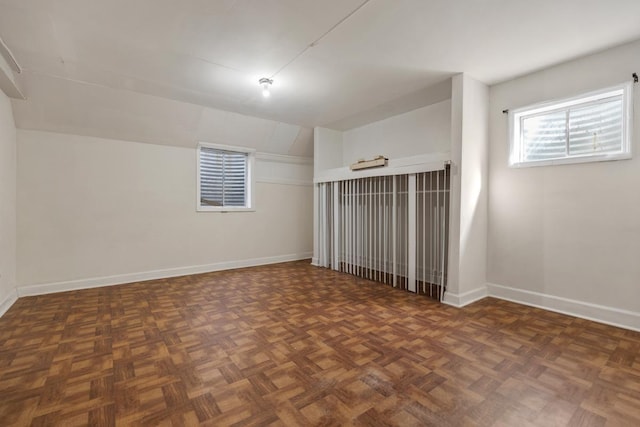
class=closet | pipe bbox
[317,164,450,300]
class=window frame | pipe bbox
[196,142,256,212]
[508,82,633,168]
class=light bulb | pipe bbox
[259,78,273,98]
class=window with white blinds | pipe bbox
[197,143,254,211]
[509,83,632,167]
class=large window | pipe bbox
[197,142,255,212]
[509,83,633,167]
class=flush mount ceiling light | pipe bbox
[259,78,273,98]
[251,2,370,101]
[252,2,369,101]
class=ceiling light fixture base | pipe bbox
[259,78,273,98]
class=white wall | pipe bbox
[313,127,343,176]
[488,40,640,315]
[445,74,489,305]
[341,100,451,166]
[0,90,17,313]
[17,130,313,293]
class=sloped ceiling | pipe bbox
[11,72,314,155]
[1,0,640,153]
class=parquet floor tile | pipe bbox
[1,260,640,426]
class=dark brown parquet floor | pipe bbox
[1,260,639,426]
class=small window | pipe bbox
[509,83,633,167]
[197,142,255,212]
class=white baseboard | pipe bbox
[11,260,640,333]
[17,252,312,297]
[0,288,18,317]
[310,257,320,267]
[442,286,488,307]
[486,282,640,333]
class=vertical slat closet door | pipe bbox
[317,165,450,300]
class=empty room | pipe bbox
[1,1,639,426]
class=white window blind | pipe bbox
[568,99,623,155]
[510,83,632,167]
[198,144,252,210]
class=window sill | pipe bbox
[509,152,632,168]
[197,206,256,213]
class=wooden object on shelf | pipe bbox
[350,155,388,171]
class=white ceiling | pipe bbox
[1,0,640,144]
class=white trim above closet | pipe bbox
[314,152,451,183]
